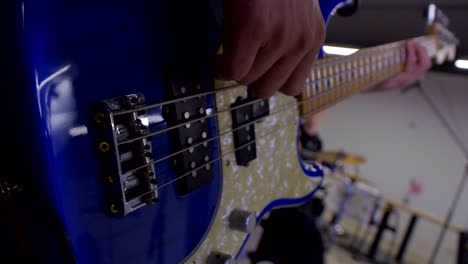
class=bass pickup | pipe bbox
[162,78,214,196]
[230,95,270,167]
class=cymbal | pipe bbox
[344,173,371,183]
[327,171,372,185]
[302,150,366,166]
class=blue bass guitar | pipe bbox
[3,0,456,263]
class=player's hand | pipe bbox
[303,111,325,135]
[366,40,432,92]
[214,0,325,98]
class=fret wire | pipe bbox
[317,67,322,108]
[325,65,329,106]
[324,65,329,106]
[327,64,333,104]
[340,62,345,97]
[322,65,327,106]
[310,48,406,83]
[305,76,310,114]
[303,56,402,117]
[312,37,435,70]
[304,50,406,101]
[311,69,316,112]
[300,36,436,117]
[302,37,437,110]
[334,63,340,99]
[356,59,361,93]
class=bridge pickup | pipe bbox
[230,96,269,166]
[163,79,213,196]
[96,93,158,217]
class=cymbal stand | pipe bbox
[412,82,468,264]
[429,165,467,264]
[326,160,357,247]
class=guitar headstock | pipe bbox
[425,4,459,65]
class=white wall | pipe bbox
[317,71,468,263]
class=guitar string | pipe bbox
[154,91,353,197]
[125,68,401,201]
[126,87,333,175]
[117,42,428,146]
[100,36,440,206]
[111,36,435,118]
[156,93,354,192]
[132,35,442,200]
[126,38,441,198]
[116,38,437,146]
[121,49,409,176]
[118,38,439,179]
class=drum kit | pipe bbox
[301,148,384,253]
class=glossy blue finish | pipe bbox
[18,0,348,263]
[320,0,353,24]
[25,1,221,263]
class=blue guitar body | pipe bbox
[5,0,348,263]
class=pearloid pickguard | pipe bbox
[184,81,320,264]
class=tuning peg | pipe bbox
[425,4,450,27]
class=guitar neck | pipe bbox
[298,35,439,117]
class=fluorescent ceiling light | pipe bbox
[454,59,468,70]
[323,45,359,56]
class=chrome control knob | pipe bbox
[228,209,256,234]
[206,252,236,264]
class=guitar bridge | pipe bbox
[95,93,158,217]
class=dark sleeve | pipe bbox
[300,126,323,152]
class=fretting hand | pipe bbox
[365,40,432,92]
[303,40,433,137]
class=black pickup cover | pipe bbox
[163,78,213,195]
[230,95,269,166]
